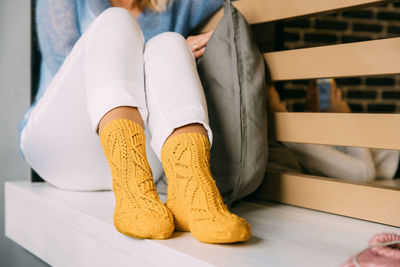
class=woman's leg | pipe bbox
[20,7,173,239]
[84,7,175,239]
[98,106,144,132]
[143,32,251,244]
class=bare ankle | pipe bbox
[168,123,208,140]
[98,106,144,134]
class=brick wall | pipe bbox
[258,1,400,113]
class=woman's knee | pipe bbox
[96,7,137,27]
[145,32,190,58]
[148,32,186,44]
[86,7,144,46]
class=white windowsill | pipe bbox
[5,181,400,266]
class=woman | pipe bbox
[18,0,251,244]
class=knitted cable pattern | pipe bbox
[161,132,251,244]
[100,119,174,239]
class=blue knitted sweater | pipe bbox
[35,0,223,103]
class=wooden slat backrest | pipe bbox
[200,0,399,148]
[200,0,400,227]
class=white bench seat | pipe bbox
[5,181,399,266]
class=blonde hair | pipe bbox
[140,0,171,11]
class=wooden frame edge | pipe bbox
[264,38,400,81]
[254,171,400,227]
[268,112,400,150]
[200,0,393,33]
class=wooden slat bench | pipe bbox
[5,0,400,266]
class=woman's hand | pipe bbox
[186,31,213,59]
[329,80,351,113]
[306,79,351,113]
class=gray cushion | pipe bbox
[197,0,268,205]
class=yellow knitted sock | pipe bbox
[100,119,174,239]
[161,132,251,244]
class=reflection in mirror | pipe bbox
[259,2,400,187]
[267,84,400,188]
[271,2,400,113]
[277,75,400,113]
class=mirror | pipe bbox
[251,1,400,187]
[268,2,400,114]
[266,83,400,187]
[275,75,400,114]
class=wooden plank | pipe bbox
[5,198,147,267]
[264,38,400,81]
[4,182,210,267]
[255,171,400,227]
[200,0,391,32]
[6,181,400,266]
[269,112,400,149]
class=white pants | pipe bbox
[19,7,213,191]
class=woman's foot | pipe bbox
[161,132,251,244]
[100,119,174,239]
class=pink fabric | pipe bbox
[342,233,400,267]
